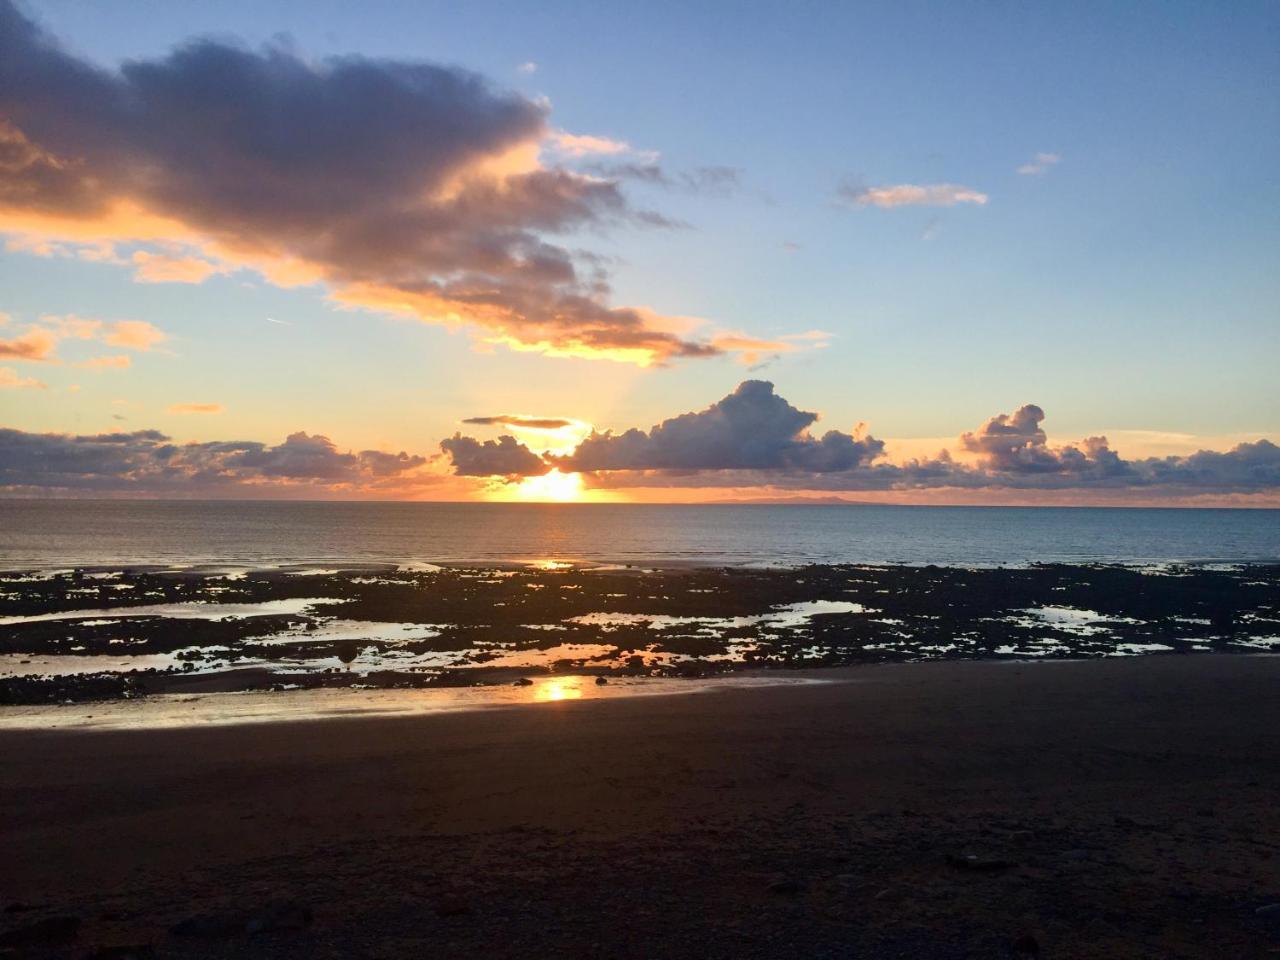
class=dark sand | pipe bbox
[3,655,1279,958]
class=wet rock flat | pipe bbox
[1,562,1277,703]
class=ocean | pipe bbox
[1,500,1277,569]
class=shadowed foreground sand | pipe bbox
[3,656,1279,958]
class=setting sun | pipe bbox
[513,469,584,502]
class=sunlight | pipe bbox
[513,469,583,502]
[534,678,584,702]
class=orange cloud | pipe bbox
[547,131,634,156]
[0,327,57,361]
[77,354,131,369]
[131,250,226,284]
[168,403,224,414]
[0,367,46,389]
[0,8,803,367]
[103,319,166,352]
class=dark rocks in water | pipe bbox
[4,561,1279,703]
[0,914,81,947]
[1257,903,1280,926]
[435,896,473,917]
[245,900,313,935]
[767,877,804,895]
[1011,932,1041,955]
[944,853,1017,872]
[595,676,609,685]
[171,900,312,939]
[85,945,156,959]
[512,677,534,686]
[169,913,242,939]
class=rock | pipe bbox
[436,896,473,917]
[245,900,312,935]
[169,913,241,939]
[1011,932,1040,955]
[945,853,1017,872]
[512,677,534,687]
[0,915,81,948]
[595,676,608,685]
[85,945,155,959]
[767,878,804,896]
[1257,903,1280,926]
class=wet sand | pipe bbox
[3,654,1279,958]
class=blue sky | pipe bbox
[1,0,1277,500]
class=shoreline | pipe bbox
[3,653,1279,732]
[3,561,1277,707]
[3,653,1277,957]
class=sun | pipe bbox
[512,469,583,502]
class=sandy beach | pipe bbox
[3,654,1279,958]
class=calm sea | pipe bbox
[1,500,1277,570]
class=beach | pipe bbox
[4,654,1279,958]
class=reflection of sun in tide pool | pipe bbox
[534,678,584,701]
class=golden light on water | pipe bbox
[534,678,584,701]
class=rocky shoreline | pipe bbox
[2,562,1277,704]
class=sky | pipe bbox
[0,0,1277,504]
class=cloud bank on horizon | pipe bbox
[450,381,1280,497]
[0,0,807,367]
[2,382,1276,501]
[0,428,436,497]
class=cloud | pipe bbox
[0,314,167,364]
[462,414,576,430]
[131,250,225,283]
[102,319,166,351]
[517,61,538,75]
[547,131,632,156]
[838,182,989,208]
[0,327,57,361]
[0,366,45,389]
[440,433,550,477]
[168,402,223,414]
[76,354,131,369]
[585,161,743,197]
[0,1,762,366]
[554,380,884,473]
[436,383,1279,496]
[709,330,831,367]
[0,427,435,495]
[1017,152,1061,175]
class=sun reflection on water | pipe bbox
[533,678,585,702]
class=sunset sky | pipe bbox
[1,0,1277,504]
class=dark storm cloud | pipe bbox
[554,381,884,473]
[462,415,576,430]
[439,434,550,478]
[0,0,721,364]
[0,427,430,494]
